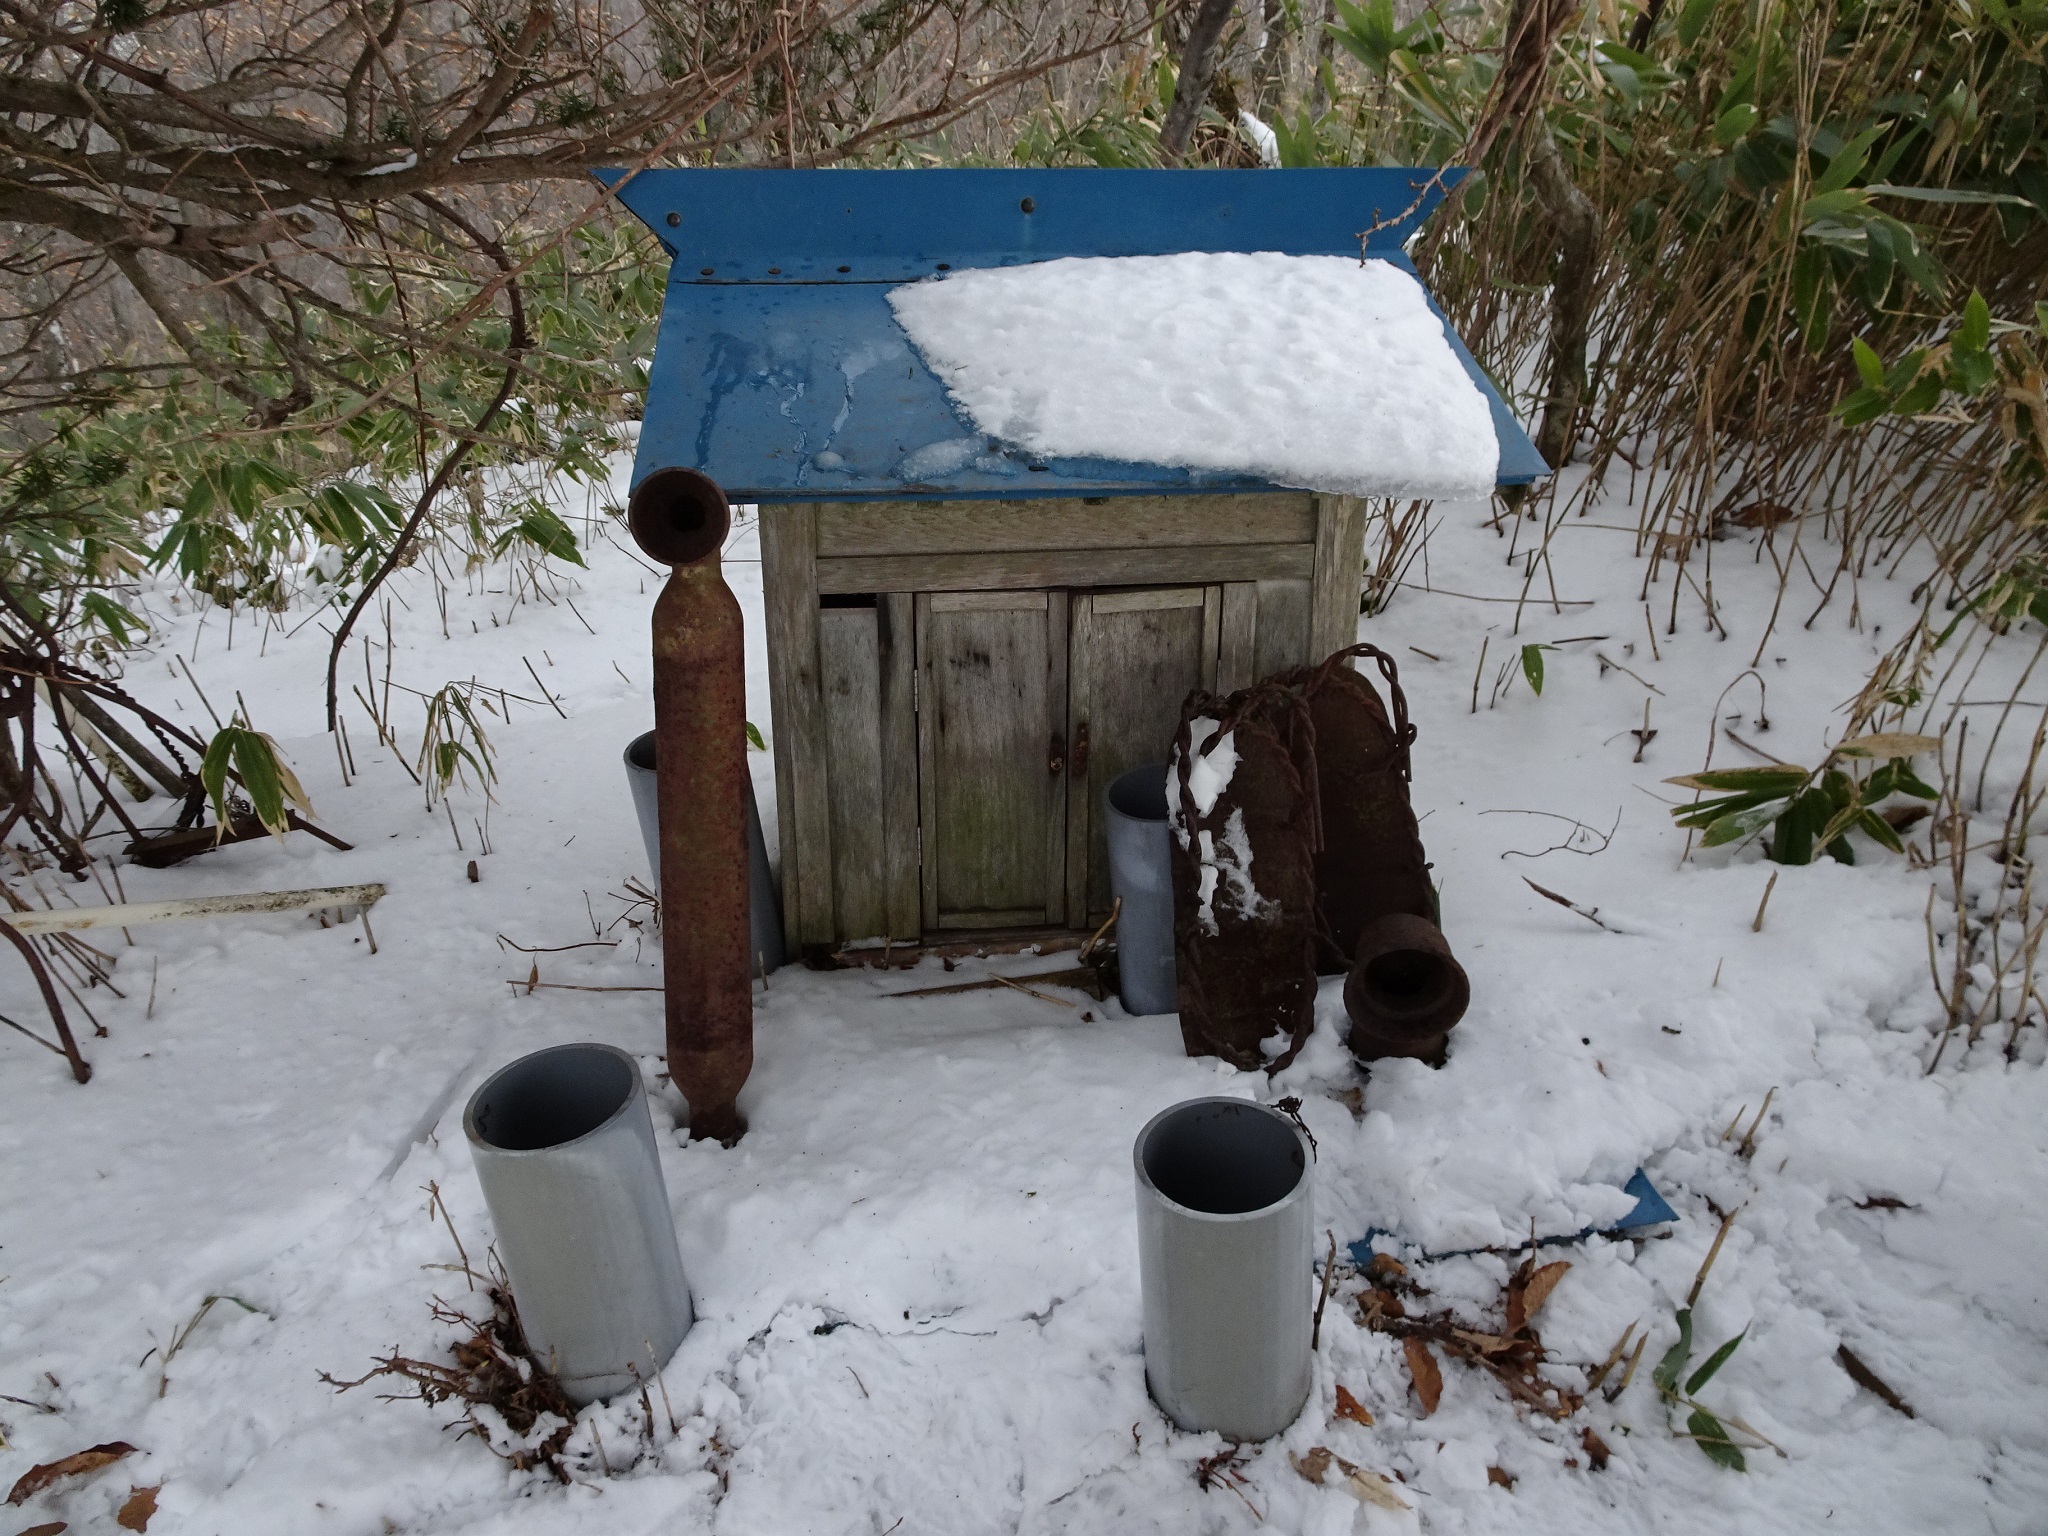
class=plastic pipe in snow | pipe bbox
[1104,764,1177,1016]
[1134,1097,1314,1440]
[464,1042,694,1405]
[625,731,785,975]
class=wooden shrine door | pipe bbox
[1064,587,1221,925]
[914,590,1071,931]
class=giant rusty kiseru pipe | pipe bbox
[627,467,752,1145]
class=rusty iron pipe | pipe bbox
[629,467,752,1144]
[1341,912,1469,1067]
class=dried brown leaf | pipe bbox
[1366,1253,1408,1281]
[1581,1426,1611,1471]
[1356,1288,1405,1329]
[116,1486,159,1531]
[1508,1260,1571,1331]
[1836,1344,1916,1418]
[1451,1327,1519,1355]
[1487,1465,1516,1489]
[16,1524,67,1536]
[6,1443,137,1506]
[1290,1447,1336,1484]
[1345,1470,1412,1511]
[1333,1384,1374,1426]
[1403,1337,1443,1416]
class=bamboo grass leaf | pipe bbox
[1700,799,1789,847]
[1653,1309,1694,1394]
[1833,732,1939,759]
[1665,767,1809,793]
[1687,1407,1747,1471]
[1686,1329,1747,1394]
[1957,289,1992,355]
[1858,808,1905,853]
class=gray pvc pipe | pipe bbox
[1105,764,1177,1016]
[464,1042,694,1405]
[1134,1097,1314,1440]
[625,730,785,973]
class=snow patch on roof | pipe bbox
[887,251,1499,499]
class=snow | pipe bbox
[886,254,1501,498]
[1178,716,1240,820]
[1172,720,1258,934]
[2,458,2046,1534]
[1238,113,1283,169]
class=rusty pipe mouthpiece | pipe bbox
[1342,913,1469,1067]
[628,467,731,566]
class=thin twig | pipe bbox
[1312,1231,1338,1351]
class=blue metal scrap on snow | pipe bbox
[1347,1167,1681,1268]
[598,167,1548,504]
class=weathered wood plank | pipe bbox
[1218,581,1259,692]
[914,593,941,934]
[1043,592,1071,927]
[1253,577,1312,678]
[1093,586,1206,614]
[0,883,384,934]
[1201,585,1222,691]
[1308,494,1370,663]
[817,542,1312,595]
[759,504,835,950]
[819,607,887,942]
[878,592,921,944]
[1063,594,1095,928]
[814,493,1315,558]
[931,590,1049,613]
[917,590,1066,930]
[1069,588,1216,922]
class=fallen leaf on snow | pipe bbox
[1345,1470,1411,1511]
[1403,1337,1442,1416]
[6,1443,137,1505]
[1581,1426,1612,1471]
[15,1523,67,1536]
[1506,1259,1571,1332]
[117,1486,160,1531]
[1290,1448,1412,1512]
[1451,1327,1518,1355]
[1290,1447,1335,1484]
[1487,1465,1516,1489]
[1333,1384,1374,1426]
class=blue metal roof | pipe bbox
[599,169,1546,502]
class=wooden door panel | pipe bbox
[1253,577,1312,678]
[816,595,920,944]
[916,590,1068,929]
[819,604,887,940]
[1067,586,1219,925]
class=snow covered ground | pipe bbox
[2,461,2045,1535]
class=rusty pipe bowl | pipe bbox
[1342,912,1469,1067]
[629,466,731,567]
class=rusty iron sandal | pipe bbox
[1167,694,1319,1072]
[1284,644,1470,1066]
